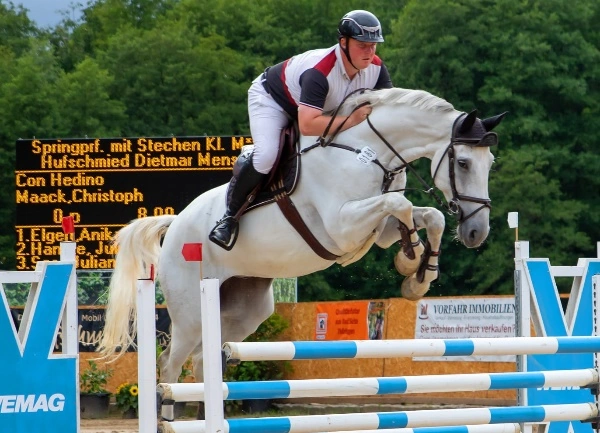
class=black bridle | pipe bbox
[429,112,498,223]
[303,104,498,224]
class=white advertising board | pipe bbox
[414,297,516,362]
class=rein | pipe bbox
[317,89,370,147]
[365,116,448,210]
[302,89,406,192]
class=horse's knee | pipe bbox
[383,193,412,216]
[415,208,445,237]
[427,209,445,231]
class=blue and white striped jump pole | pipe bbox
[158,403,597,433]
[314,426,521,433]
[223,336,600,362]
[157,368,597,402]
[159,423,523,433]
[160,423,523,433]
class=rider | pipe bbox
[209,10,394,250]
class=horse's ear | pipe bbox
[481,111,508,131]
[458,110,478,133]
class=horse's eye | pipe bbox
[457,159,468,169]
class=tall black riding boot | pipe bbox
[209,154,267,250]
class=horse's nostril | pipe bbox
[470,229,478,241]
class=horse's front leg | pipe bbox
[333,192,424,269]
[400,206,445,301]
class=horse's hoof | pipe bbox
[394,242,425,276]
[401,276,430,301]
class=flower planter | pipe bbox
[115,382,139,417]
[122,407,138,419]
[80,392,111,419]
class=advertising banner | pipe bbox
[414,297,516,362]
[315,300,385,341]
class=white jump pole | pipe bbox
[593,274,600,422]
[154,244,224,433]
[155,277,224,433]
[511,208,529,433]
[137,267,158,433]
[199,278,224,433]
[60,241,78,356]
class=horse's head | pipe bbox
[431,110,507,248]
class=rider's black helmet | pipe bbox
[338,10,384,43]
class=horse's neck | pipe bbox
[333,107,455,165]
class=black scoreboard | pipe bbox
[15,136,252,270]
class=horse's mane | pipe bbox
[338,88,454,115]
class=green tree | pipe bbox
[366,0,600,297]
[2,282,30,306]
[97,25,249,135]
[0,40,65,268]
[470,147,589,295]
[0,4,43,268]
[54,57,127,136]
[77,271,111,305]
[0,1,38,55]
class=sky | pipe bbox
[13,0,81,28]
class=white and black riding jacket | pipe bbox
[262,44,393,119]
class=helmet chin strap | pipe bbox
[341,37,360,72]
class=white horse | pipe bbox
[98,88,505,418]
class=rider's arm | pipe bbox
[297,69,370,137]
[298,105,368,137]
[375,62,393,89]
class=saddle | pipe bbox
[243,124,339,261]
[245,123,300,212]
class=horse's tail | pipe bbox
[97,215,175,360]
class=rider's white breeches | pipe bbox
[248,78,290,174]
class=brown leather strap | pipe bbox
[397,221,419,260]
[416,240,440,283]
[272,180,339,261]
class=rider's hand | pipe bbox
[350,104,373,127]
